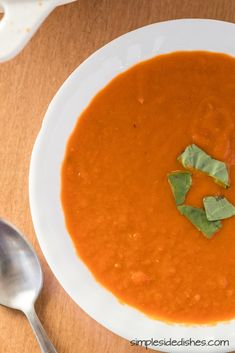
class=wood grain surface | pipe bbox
[0,1,235,352]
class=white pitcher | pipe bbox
[0,0,77,62]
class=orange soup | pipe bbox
[61,51,235,324]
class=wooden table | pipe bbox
[1,1,235,352]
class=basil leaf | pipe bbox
[178,144,229,188]
[167,171,192,205]
[203,196,235,221]
[177,205,222,238]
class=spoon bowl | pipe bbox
[0,218,57,353]
[0,219,42,310]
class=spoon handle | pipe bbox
[25,306,57,353]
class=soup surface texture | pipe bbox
[61,51,235,324]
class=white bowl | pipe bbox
[29,19,235,352]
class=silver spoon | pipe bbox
[0,218,57,353]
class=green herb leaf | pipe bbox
[167,171,192,205]
[177,205,222,238]
[178,144,229,188]
[203,196,235,221]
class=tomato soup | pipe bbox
[61,51,235,324]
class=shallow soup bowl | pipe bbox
[29,19,235,352]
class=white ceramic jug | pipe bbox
[0,0,77,62]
